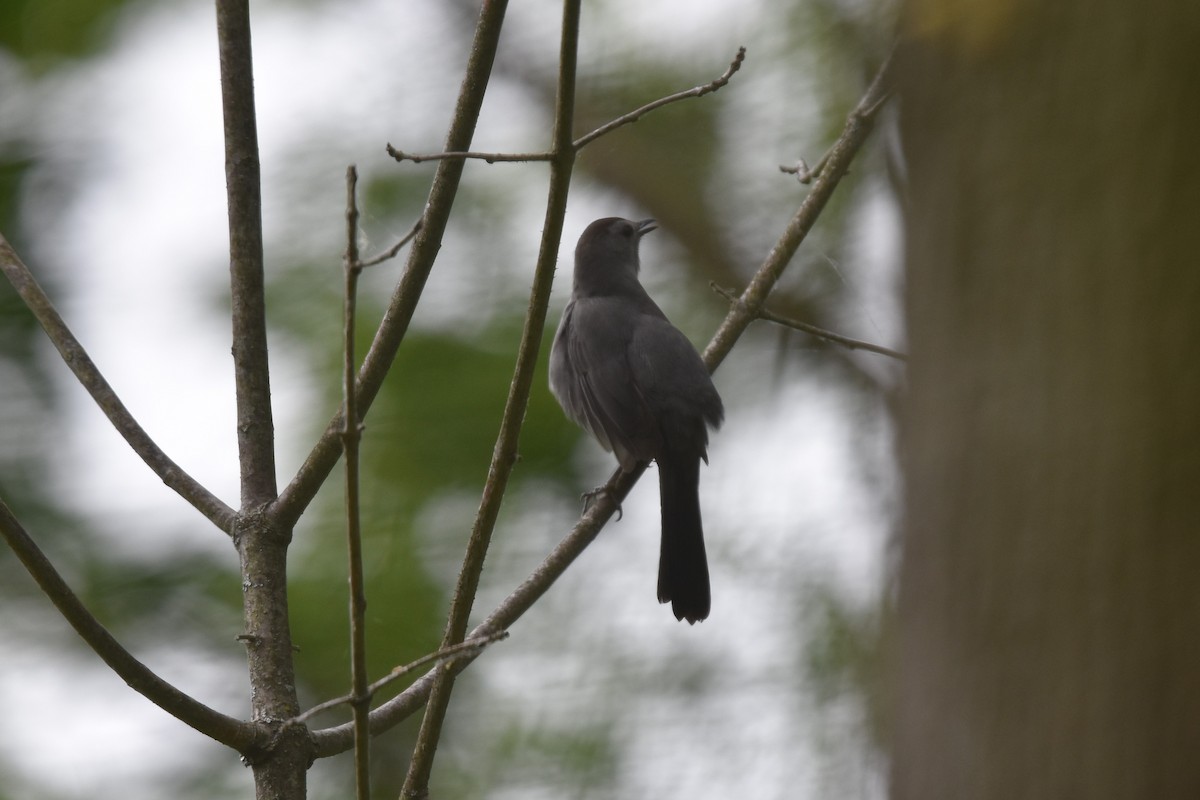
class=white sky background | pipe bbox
[0,0,901,797]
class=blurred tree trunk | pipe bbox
[893,3,1200,799]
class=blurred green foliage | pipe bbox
[0,0,124,64]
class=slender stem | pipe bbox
[215,2,309,796]
[711,284,907,361]
[400,2,584,796]
[0,496,259,752]
[271,0,512,533]
[0,237,237,533]
[386,145,552,164]
[572,46,746,150]
[341,166,372,800]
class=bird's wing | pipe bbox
[562,298,659,467]
[627,316,724,457]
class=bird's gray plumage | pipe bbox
[550,217,723,623]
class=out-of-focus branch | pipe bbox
[272,0,512,532]
[0,237,237,533]
[0,496,258,752]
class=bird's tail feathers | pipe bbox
[657,453,711,624]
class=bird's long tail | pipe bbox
[656,453,711,623]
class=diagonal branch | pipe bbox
[0,495,258,752]
[271,0,512,532]
[310,467,637,758]
[0,237,237,533]
[401,0,585,794]
[356,217,423,269]
[310,47,897,761]
[703,47,894,372]
[711,283,907,361]
[572,46,746,150]
[283,631,507,732]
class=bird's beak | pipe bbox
[635,218,658,238]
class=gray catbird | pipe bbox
[550,217,724,623]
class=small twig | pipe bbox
[572,46,746,151]
[779,71,892,184]
[290,632,508,729]
[386,144,552,164]
[780,151,832,184]
[383,47,745,168]
[0,496,258,752]
[705,47,895,372]
[357,216,424,268]
[341,165,372,800]
[711,284,907,361]
[0,237,237,534]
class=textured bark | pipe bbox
[894,3,1200,799]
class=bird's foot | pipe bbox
[580,485,623,521]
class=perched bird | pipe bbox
[549,217,724,623]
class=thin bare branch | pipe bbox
[356,216,424,269]
[0,237,237,533]
[271,0,512,533]
[401,0,585,795]
[290,632,507,729]
[381,47,745,169]
[711,283,907,361]
[340,165,372,800]
[386,145,552,164]
[704,48,894,372]
[572,46,746,150]
[0,496,259,752]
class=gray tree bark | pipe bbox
[893,3,1200,799]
